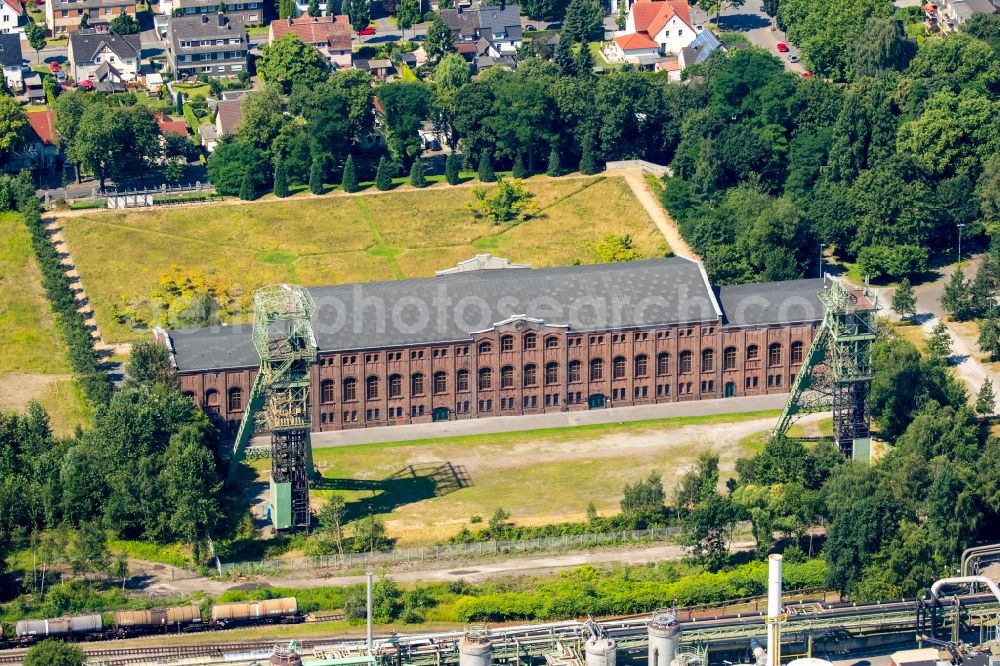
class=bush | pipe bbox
[857,245,929,281]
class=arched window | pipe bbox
[523,364,537,387]
[388,374,402,398]
[478,341,493,354]
[568,360,582,382]
[411,373,425,395]
[545,362,559,385]
[723,347,737,371]
[342,377,357,401]
[321,379,336,403]
[590,358,604,381]
[523,333,537,350]
[746,344,759,360]
[768,343,782,366]
[791,341,804,364]
[366,375,379,400]
[205,389,219,407]
[433,371,447,394]
[657,352,669,376]
[612,356,626,379]
[456,369,470,392]
[478,367,493,390]
[501,365,514,388]
[702,349,714,372]
[227,387,243,411]
[501,335,514,352]
[679,351,692,374]
[545,336,559,349]
[634,354,648,377]
[183,391,195,400]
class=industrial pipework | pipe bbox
[766,554,785,666]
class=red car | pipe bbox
[776,42,789,52]
[357,25,376,35]
[801,71,814,78]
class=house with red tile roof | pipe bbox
[267,14,352,69]
[156,113,189,138]
[1,0,26,35]
[4,110,59,172]
[614,0,697,62]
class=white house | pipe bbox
[615,0,696,59]
[0,0,25,34]
[0,33,22,90]
[67,28,141,84]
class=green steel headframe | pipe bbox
[226,284,317,495]
[774,278,878,460]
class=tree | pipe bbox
[273,158,289,197]
[308,0,321,15]
[395,0,420,36]
[408,157,426,188]
[697,0,745,26]
[79,12,89,28]
[207,140,268,196]
[616,0,626,29]
[109,11,140,34]
[512,151,527,179]
[477,151,496,182]
[0,96,27,167]
[68,520,110,578]
[319,494,347,558]
[979,315,1000,361]
[375,156,394,190]
[113,553,129,591]
[574,39,594,77]
[547,143,561,176]
[579,133,599,175]
[488,507,512,537]
[595,233,641,262]
[327,0,339,15]
[927,321,952,360]
[125,340,178,389]
[562,0,603,41]
[310,153,326,194]
[278,0,296,18]
[553,31,576,75]
[940,267,971,321]
[239,168,257,200]
[425,14,456,62]
[163,425,221,563]
[977,378,996,416]
[347,0,370,32]
[25,21,46,64]
[468,177,536,223]
[674,452,720,513]
[258,34,331,94]
[377,82,432,163]
[73,106,163,189]
[848,17,914,79]
[682,492,737,571]
[445,153,460,185]
[341,153,358,193]
[353,514,388,553]
[620,470,666,522]
[24,641,86,666]
[891,278,917,321]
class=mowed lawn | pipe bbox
[59,176,667,343]
[302,411,778,546]
[0,213,90,434]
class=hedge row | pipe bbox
[452,559,828,622]
[19,201,111,406]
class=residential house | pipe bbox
[6,109,59,172]
[354,57,394,78]
[268,14,352,69]
[1,0,25,34]
[172,0,262,26]
[156,112,189,138]
[678,28,721,68]
[0,32,22,90]
[23,72,44,103]
[45,0,136,35]
[440,3,522,57]
[67,28,140,85]
[934,0,997,27]
[617,0,696,58]
[166,12,248,78]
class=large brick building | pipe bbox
[161,257,826,433]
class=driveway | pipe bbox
[689,2,806,74]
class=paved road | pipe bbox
[688,2,806,74]
[304,393,788,448]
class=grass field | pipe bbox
[60,175,667,343]
[288,410,781,547]
[0,213,90,434]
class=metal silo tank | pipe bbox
[586,636,618,666]
[647,610,680,666]
[458,627,493,666]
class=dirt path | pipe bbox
[618,169,698,260]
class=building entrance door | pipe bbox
[724,382,735,397]
[432,407,450,422]
[588,394,606,409]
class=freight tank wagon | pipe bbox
[211,598,299,626]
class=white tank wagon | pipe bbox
[16,614,103,638]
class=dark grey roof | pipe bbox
[717,278,825,327]
[441,4,522,42]
[169,257,724,372]
[0,34,22,68]
[169,12,246,47]
[70,29,140,63]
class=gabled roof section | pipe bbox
[156,113,189,137]
[614,32,658,50]
[1,0,24,16]
[25,110,57,146]
[214,97,243,134]
[631,0,691,34]
[686,27,722,63]
[69,28,141,63]
[0,33,23,67]
[270,14,351,51]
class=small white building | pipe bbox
[0,0,25,34]
[615,0,696,59]
[0,32,23,90]
[67,28,141,84]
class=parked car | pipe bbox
[759,4,765,10]
[524,23,536,30]
[776,42,789,52]
[789,54,799,62]
[801,71,813,78]
[357,25,376,35]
